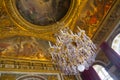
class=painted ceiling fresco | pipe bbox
[75,0,115,38]
[0,36,50,60]
[16,0,71,26]
[0,0,116,60]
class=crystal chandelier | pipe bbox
[48,26,97,75]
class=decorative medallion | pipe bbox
[4,0,79,34]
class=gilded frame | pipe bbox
[3,0,81,34]
[0,0,83,42]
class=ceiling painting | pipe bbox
[0,36,50,60]
[16,0,71,26]
[0,0,119,73]
[75,0,115,38]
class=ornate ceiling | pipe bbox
[16,0,71,26]
[0,0,118,60]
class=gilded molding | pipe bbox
[1,0,82,42]
[0,57,60,73]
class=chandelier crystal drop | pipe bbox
[48,26,97,74]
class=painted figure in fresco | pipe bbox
[0,37,48,59]
[0,43,10,56]
[75,0,114,37]
[16,0,70,26]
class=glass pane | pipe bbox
[98,71,105,79]
[93,65,114,80]
[112,33,120,55]
[101,68,109,76]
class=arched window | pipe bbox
[111,33,120,55]
[93,65,113,80]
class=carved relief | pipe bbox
[0,73,61,80]
[63,75,77,80]
[17,75,46,80]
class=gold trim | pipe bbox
[1,0,82,42]
[4,0,80,33]
[0,57,60,73]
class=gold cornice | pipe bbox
[0,57,60,73]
